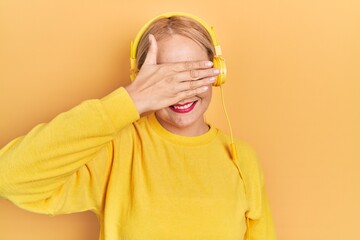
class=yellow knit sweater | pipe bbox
[0,87,276,240]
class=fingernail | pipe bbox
[209,77,216,83]
[202,86,209,91]
[213,68,220,74]
[206,61,213,67]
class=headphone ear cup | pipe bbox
[212,56,227,86]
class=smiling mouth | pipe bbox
[169,101,198,113]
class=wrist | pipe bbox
[124,85,148,115]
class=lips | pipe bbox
[169,101,197,113]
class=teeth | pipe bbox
[173,102,193,110]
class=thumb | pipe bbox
[143,34,158,66]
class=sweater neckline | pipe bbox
[147,113,218,146]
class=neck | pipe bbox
[155,115,209,137]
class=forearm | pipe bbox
[0,87,139,205]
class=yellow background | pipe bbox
[1,0,359,239]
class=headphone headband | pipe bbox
[130,12,226,86]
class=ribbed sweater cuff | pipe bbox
[101,87,140,131]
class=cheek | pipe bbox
[198,87,212,102]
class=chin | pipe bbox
[171,116,198,128]
[155,108,207,136]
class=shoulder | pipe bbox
[216,129,265,207]
[113,115,149,142]
[215,129,260,170]
[235,138,261,174]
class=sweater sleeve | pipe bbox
[0,87,139,215]
[237,142,277,240]
[247,187,276,240]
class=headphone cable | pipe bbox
[219,85,238,161]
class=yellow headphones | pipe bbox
[130,12,227,87]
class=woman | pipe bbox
[0,13,276,239]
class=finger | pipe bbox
[177,85,210,100]
[175,77,216,92]
[172,68,220,82]
[143,34,158,66]
[169,60,214,72]
[189,80,195,90]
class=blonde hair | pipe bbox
[136,16,215,70]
